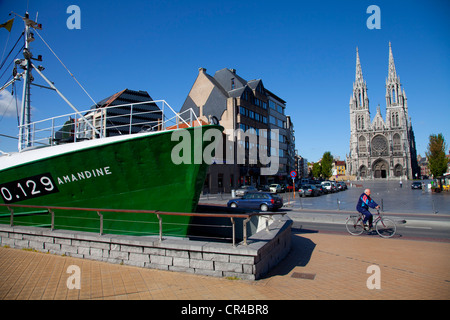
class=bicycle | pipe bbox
[346,209,396,238]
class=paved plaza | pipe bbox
[0,231,449,301]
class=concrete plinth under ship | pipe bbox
[0,214,291,280]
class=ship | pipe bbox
[0,13,222,237]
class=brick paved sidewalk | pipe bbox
[1,232,449,300]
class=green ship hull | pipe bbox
[0,125,221,237]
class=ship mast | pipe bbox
[18,12,33,151]
[10,12,100,151]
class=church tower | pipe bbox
[348,48,371,177]
[347,43,419,180]
[385,42,408,129]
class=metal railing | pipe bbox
[0,203,284,247]
[17,100,201,150]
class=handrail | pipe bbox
[0,203,284,246]
[15,100,202,150]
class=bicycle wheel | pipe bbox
[375,218,396,238]
[346,216,364,235]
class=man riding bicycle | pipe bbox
[356,189,381,230]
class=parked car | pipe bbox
[411,181,422,189]
[314,183,326,195]
[298,184,320,197]
[331,181,339,192]
[235,185,257,197]
[337,181,347,190]
[227,192,283,211]
[269,184,282,193]
[321,181,334,193]
[256,184,270,192]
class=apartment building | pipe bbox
[180,68,295,193]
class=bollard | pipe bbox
[432,200,437,214]
[337,199,340,210]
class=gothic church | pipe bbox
[347,43,419,180]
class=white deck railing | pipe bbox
[17,100,200,150]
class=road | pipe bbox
[200,180,450,241]
[290,220,450,242]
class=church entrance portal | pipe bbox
[372,159,388,179]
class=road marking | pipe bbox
[405,226,432,230]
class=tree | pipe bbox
[426,133,448,179]
[312,162,321,178]
[321,151,334,179]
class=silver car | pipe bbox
[235,185,257,197]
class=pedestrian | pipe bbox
[399,180,403,188]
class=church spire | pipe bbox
[385,42,404,109]
[352,46,369,111]
[355,47,364,82]
[387,42,397,82]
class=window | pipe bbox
[359,136,367,153]
[371,135,389,156]
[256,84,263,94]
[357,115,365,130]
[391,112,399,127]
[231,78,235,90]
[393,133,401,152]
[391,88,396,103]
[277,104,284,114]
[239,106,249,117]
[269,115,276,125]
[269,100,276,110]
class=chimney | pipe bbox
[198,67,207,74]
[230,69,236,74]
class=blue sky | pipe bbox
[1,0,449,162]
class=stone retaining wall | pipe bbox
[0,215,292,280]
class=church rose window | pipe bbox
[371,135,389,156]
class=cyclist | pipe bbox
[356,189,380,230]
